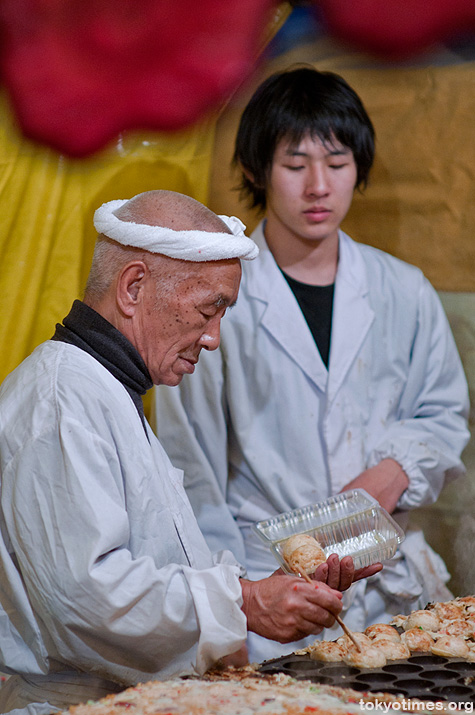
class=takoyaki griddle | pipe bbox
[258,653,475,703]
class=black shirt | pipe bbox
[281,272,335,368]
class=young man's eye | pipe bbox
[284,164,304,171]
[329,162,347,170]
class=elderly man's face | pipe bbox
[140,258,241,386]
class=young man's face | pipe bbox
[265,133,358,247]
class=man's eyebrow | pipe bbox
[285,147,351,158]
[285,148,308,157]
[327,147,351,156]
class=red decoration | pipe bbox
[0,0,275,156]
[317,0,475,59]
[0,0,472,157]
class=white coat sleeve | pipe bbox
[154,347,248,567]
[367,278,470,509]
[2,413,247,681]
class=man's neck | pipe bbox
[263,222,339,286]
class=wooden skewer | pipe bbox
[334,615,361,652]
[297,568,361,652]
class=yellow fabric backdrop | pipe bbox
[0,97,217,386]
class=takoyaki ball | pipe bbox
[439,619,474,638]
[371,638,410,660]
[343,643,387,669]
[308,640,346,662]
[365,623,401,643]
[430,601,465,621]
[337,633,371,649]
[431,635,470,659]
[284,534,326,575]
[403,609,440,633]
[401,628,435,652]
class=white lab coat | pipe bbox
[154,225,470,662]
[0,341,247,713]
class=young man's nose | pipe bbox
[305,166,329,197]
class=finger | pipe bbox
[325,553,344,590]
[337,555,356,591]
[354,562,383,581]
[273,580,343,641]
[277,619,324,643]
[287,597,340,636]
[289,616,327,641]
[305,593,343,626]
[312,562,329,583]
[299,580,344,616]
[258,586,334,642]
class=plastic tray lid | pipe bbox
[252,488,405,572]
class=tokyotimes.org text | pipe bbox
[359,699,474,713]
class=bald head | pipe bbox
[92,190,258,263]
[85,191,234,303]
[85,189,259,312]
[113,190,230,234]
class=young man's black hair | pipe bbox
[233,66,375,211]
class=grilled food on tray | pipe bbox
[298,595,475,665]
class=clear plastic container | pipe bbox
[252,488,405,572]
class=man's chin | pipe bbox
[155,360,196,386]
[157,374,184,387]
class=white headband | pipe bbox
[93,199,259,262]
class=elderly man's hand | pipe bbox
[240,573,343,643]
[313,554,383,591]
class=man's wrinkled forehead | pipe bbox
[193,258,241,304]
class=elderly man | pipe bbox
[0,190,378,714]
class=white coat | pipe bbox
[155,224,470,662]
[0,341,247,713]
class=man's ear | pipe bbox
[241,165,255,184]
[116,261,147,317]
[241,163,267,191]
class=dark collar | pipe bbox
[52,300,153,434]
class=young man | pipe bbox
[154,69,470,663]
